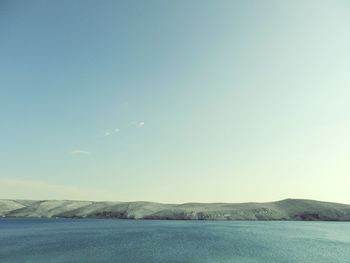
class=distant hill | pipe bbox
[1,199,350,221]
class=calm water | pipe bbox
[0,219,349,263]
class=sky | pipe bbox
[1,0,350,204]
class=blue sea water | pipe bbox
[0,219,349,263]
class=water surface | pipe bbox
[0,219,349,263]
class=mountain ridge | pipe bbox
[1,198,350,221]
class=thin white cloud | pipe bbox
[104,128,120,136]
[70,150,91,155]
[129,121,145,127]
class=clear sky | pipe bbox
[1,0,350,204]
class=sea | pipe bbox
[0,218,349,263]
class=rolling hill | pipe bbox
[1,199,350,221]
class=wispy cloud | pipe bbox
[104,128,120,136]
[129,121,145,127]
[70,150,91,155]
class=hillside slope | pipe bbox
[1,199,350,221]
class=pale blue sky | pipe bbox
[1,0,350,203]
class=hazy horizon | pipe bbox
[1,0,350,204]
[1,195,350,206]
